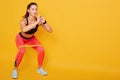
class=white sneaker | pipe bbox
[12,69,18,79]
[37,67,48,76]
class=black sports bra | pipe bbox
[25,17,38,34]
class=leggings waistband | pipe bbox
[19,32,33,39]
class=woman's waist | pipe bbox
[19,32,34,39]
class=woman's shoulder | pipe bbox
[20,18,27,25]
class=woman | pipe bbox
[12,2,52,79]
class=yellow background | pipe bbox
[0,0,120,80]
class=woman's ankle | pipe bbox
[38,66,42,69]
[14,67,18,70]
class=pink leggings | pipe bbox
[14,33,44,68]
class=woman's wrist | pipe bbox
[43,20,47,24]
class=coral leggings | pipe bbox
[14,33,44,67]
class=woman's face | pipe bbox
[28,5,38,17]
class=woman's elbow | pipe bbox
[46,26,53,33]
[48,29,53,33]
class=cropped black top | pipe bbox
[25,17,38,34]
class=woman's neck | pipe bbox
[28,15,36,21]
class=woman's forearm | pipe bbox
[22,21,39,32]
[42,23,53,33]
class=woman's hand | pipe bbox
[37,15,42,24]
[37,15,47,25]
[40,16,46,24]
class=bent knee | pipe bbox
[19,47,26,53]
[37,46,44,53]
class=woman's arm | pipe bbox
[39,16,53,33]
[41,23,53,33]
[20,16,41,32]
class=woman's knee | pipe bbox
[37,46,44,54]
[19,47,26,53]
